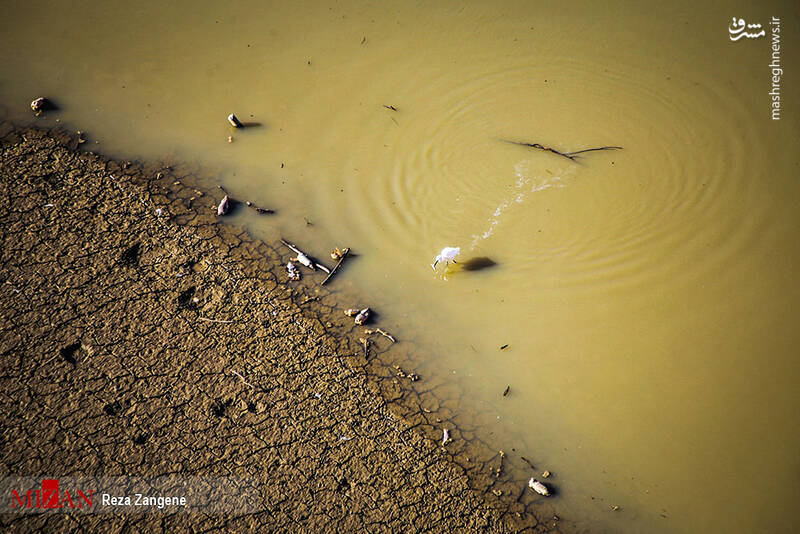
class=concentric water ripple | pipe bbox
[313,57,770,298]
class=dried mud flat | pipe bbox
[0,124,570,533]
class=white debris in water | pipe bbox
[295,252,315,270]
[442,428,450,446]
[431,247,460,270]
[216,195,230,216]
[528,477,550,496]
[154,208,163,217]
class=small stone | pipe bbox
[30,97,48,112]
[354,308,370,325]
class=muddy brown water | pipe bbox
[2,1,799,532]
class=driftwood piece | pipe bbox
[495,450,505,478]
[500,139,622,162]
[364,328,396,343]
[246,201,274,214]
[321,247,350,285]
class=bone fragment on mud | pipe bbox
[216,195,229,216]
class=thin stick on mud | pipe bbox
[321,247,350,286]
[230,370,255,388]
[521,456,536,470]
[359,337,370,359]
[495,450,505,478]
[499,139,622,162]
[364,327,396,343]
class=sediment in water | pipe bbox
[0,123,569,532]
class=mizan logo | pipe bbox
[11,479,94,509]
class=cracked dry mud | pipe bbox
[0,124,569,533]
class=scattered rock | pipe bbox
[354,308,370,325]
[30,97,49,113]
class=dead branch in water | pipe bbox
[321,247,350,286]
[245,201,274,214]
[500,139,622,162]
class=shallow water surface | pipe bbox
[2,1,799,532]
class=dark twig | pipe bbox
[521,456,536,470]
[383,105,398,111]
[246,201,274,214]
[217,185,274,214]
[500,139,622,162]
[321,247,350,286]
[564,146,623,156]
[359,337,370,359]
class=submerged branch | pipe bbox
[499,139,622,162]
